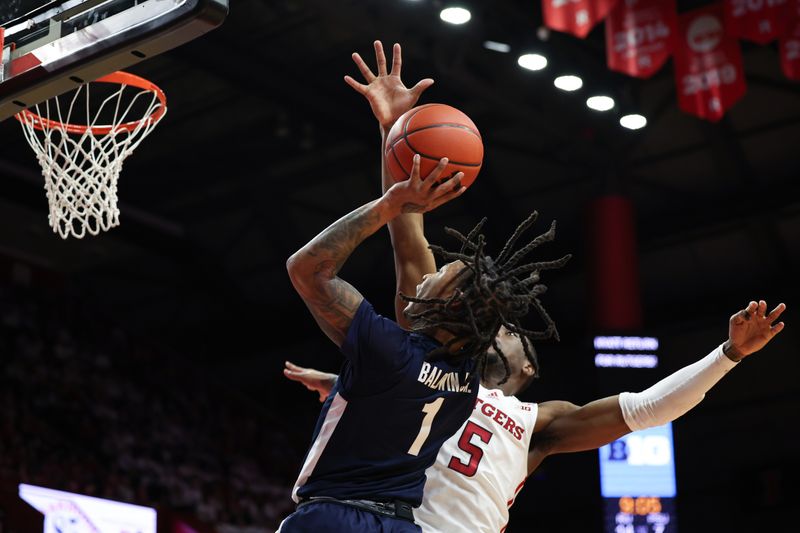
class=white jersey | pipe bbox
[415,385,538,533]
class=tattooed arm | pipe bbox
[286,154,465,347]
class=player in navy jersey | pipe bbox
[280,43,569,532]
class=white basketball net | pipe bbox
[17,79,166,239]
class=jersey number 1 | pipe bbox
[408,398,444,456]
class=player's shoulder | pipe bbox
[532,400,580,431]
[536,400,579,416]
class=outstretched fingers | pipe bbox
[757,299,768,318]
[432,171,464,197]
[343,74,368,95]
[734,300,787,335]
[351,52,376,83]
[421,157,450,190]
[430,187,466,212]
[374,40,388,76]
[409,154,423,185]
[734,301,758,324]
[284,361,303,379]
[766,302,787,337]
[431,172,465,204]
[405,156,466,209]
[767,302,787,322]
[390,42,402,77]
[410,78,435,98]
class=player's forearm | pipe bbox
[287,199,399,345]
[289,198,395,279]
[619,343,737,431]
[380,127,436,326]
[533,396,629,459]
[381,128,428,246]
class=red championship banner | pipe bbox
[605,0,678,78]
[779,0,800,80]
[542,0,620,38]
[673,3,747,122]
[723,0,790,44]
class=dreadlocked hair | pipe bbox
[401,212,570,384]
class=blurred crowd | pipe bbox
[0,282,297,532]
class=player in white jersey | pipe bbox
[416,383,535,533]
[286,301,785,533]
[283,40,787,532]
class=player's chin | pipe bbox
[486,350,501,364]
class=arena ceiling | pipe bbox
[1,0,798,368]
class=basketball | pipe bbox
[385,103,483,189]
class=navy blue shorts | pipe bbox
[277,501,422,533]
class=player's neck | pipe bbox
[480,380,515,396]
[425,327,467,354]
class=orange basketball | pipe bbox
[385,103,483,189]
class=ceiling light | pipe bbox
[440,7,471,25]
[554,75,583,91]
[537,26,551,41]
[483,40,511,53]
[517,53,548,71]
[620,114,647,130]
[586,95,615,111]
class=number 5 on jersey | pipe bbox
[408,398,444,456]
[448,421,493,476]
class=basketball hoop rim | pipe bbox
[15,71,167,135]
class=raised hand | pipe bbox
[723,300,786,361]
[283,361,337,402]
[385,155,465,215]
[344,40,434,131]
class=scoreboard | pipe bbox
[594,335,678,533]
[599,424,677,533]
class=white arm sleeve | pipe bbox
[618,343,738,431]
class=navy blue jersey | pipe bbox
[292,299,479,507]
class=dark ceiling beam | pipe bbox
[486,136,585,171]
[160,139,370,217]
[746,74,800,98]
[641,274,790,340]
[512,171,595,201]
[689,115,799,302]
[699,115,757,189]
[626,172,702,200]
[172,34,373,138]
[251,1,318,38]
[699,117,800,298]
[638,175,800,253]
[628,114,800,169]
[509,169,800,297]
